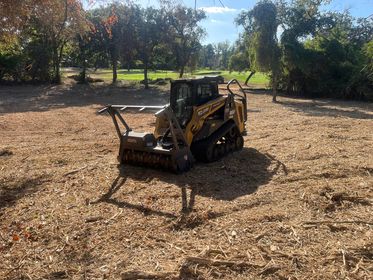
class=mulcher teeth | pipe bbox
[121,149,194,173]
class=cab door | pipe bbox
[171,83,194,127]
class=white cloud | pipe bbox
[199,6,238,14]
[210,19,225,24]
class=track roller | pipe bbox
[191,122,244,163]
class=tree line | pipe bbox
[0,0,210,88]
[0,0,241,87]
[0,0,372,101]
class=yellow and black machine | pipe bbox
[99,77,248,172]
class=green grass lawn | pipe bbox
[63,68,269,86]
[193,69,269,85]
[100,69,180,81]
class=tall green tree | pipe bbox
[167,6,205,78]
[240,0,281,101]
[199,44,215,69]
[120,5,141,72]
[35,0,87,83]
[216,41,233,70]
[88,3,134,83]
[136,7,166,89]
[229,35,256,85]
[92,4,122,83]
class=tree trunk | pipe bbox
[79,37,87,83]
[179,66,185,78]
[112,58,117,84]
[52,48,59,83]
[52,41,65,84]
[55,67,61,84]
[244,71,256,86]
[53,51,61,84]
[81,66,86,83]
[272,74,278,102]
[144,63,149,89]
[81,53,86,83]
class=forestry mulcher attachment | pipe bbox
[99,77,248,172]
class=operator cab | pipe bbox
[170,77,221,126]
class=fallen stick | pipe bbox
[302,220,373,227]
[64,165,88,176]
[105,209,123,224]
[184,256,262,269]
[85,216,104,223]
[258,265,281,276]
[351,258,363,274]
[121,270,175,280]
[254,231,270,241]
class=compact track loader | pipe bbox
[99,78,248,172]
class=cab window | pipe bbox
[177,84,192,100]
[197,84,213,104]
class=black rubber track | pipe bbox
[191,121,244,163]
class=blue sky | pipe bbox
[101,0,373,44]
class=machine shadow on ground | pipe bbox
[94,147,286,215]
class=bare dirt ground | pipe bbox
[0,81,372,280]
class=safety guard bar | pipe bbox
[226,79,248,122]
[98,105,167,139]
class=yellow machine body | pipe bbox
[100,78,248,172]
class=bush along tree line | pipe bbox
[236,0,373,101]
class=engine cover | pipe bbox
[122,132,156,148]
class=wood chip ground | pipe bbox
[0,82,372,279]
